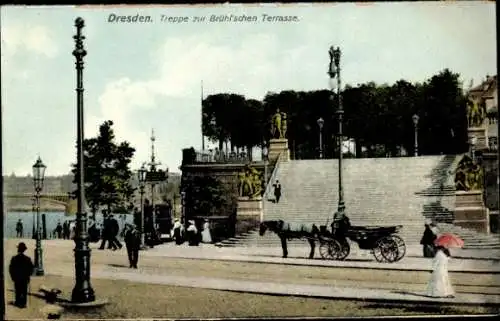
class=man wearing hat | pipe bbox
[9,242,34,308]
[123,224,141,268]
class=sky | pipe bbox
[1,2,497,176]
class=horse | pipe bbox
[259,220,320,259]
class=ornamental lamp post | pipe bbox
[261,143,269,223]
[32,157,46,276]
[138,164,147,248]
[71,17,95,303]
[317,117,324,159]
[412,114,420,157]
[32,197,36,239]
[470,136,477,162]
[328,46,345,219]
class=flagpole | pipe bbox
[201,80,205,151]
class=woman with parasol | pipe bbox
[426,233,464,298]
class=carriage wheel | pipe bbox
[389,235,406,262]
[319,239,340,260]
[334,238,350,261]
[373,238,388,263]
[379,236,399,263]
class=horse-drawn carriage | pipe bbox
[259,216,406,263]
[317,223,406,263]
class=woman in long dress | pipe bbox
[426,246,455,298]
[201,220,212,244]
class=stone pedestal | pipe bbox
[269,138,290,162]
[454,190,489,233]
[237,196,262,220]
[468,127,488,150]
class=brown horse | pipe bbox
[259,220,320,259]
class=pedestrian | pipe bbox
[16,219,24,238]
[69,220,76,239]
[172,218,184,245]
[273,179,282,203]
[55,222,63,239]
[9,242,34,308]
[426,246,455,298]
[201,219,212,243]
[62,221,70,240]
[420,220,438,258]
[124,224,141,268]
[99,214,111,250]
[108,215,123,250]
[186,220,199,246]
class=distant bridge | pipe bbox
[4,193,76,214]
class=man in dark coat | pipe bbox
[63,221,70,240]
[16,219,24,238]
[9,242,34,308]
[108,215,123,250]
[273,180,282,203]
[420,221,438,258]
[55,221,63,239]
[124,224,141,268]
[99,215,110,250]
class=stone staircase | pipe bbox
[219,155,500,249]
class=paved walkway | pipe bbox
[47,266,500,306]
[140,243,500,273]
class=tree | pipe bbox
[183,176,234,219]
[71,120,136,215]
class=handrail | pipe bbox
[263,152,283,201]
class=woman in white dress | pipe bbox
[201,219,212,244]
[426,246,455,298]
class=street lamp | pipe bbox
[71,17,95,303]
[470,136,477,162]
[328,46,345,218]
[32,156,46,276]
[317,117,324,159]
[261,143,269,223]
[31,197,36,239]
[412,114,420,157]
[137,164,147,248]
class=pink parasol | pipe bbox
[434,233,464,248]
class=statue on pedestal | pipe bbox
[238,165,262,199]
[467,98,486,128]
[270,108,287,139]
[454,155,484,191]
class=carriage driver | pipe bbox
[331,208,350,235]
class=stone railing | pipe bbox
[194,150,252,164]
[263,152,283,201]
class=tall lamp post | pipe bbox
[138,164,147,248]
[71,17,95,303]
[261,143,269,223]
[328,46,345,217]
[317,117,324,159]
[412,114,420,157]
[32,157,46,276]
[31,197,36,239]
[470,136,477,162]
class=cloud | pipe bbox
[88,32,294,170]
[1,24,59,58]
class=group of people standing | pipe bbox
[172,219,212,246]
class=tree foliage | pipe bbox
[201,69,469,158]
[183,176,235,219]
[71,120,136,214]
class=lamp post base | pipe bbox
[71,246,96,303]
[33,246,44,276]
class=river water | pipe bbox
[3,211,134,239]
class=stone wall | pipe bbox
[482,152,498,210]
